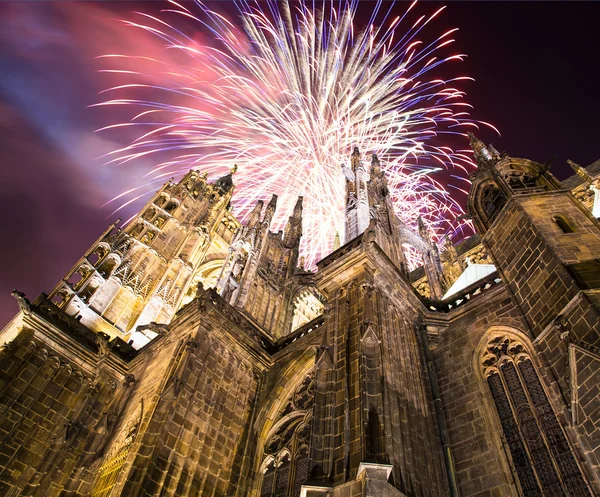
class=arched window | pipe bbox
[87,245,108,266]
[79,276,103,302]
[165,201,178,214]
[362,327,385,463]
[480,184,507,227]
[67,265,92,290]
[553,215,577,234]
[130,223,144,238]
[97,255,120,278]
[259,373,314,497]
[142,207,157,222]
[482,336,591,497]
[261,461,276,497]
[155,194,168,208]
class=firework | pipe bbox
[95,0,497,268]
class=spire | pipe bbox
[263,194,278,225]
[351,146,361,171]
[468,132,493,164]
[292,195,303,218]
[284,196,303,247]
[247,200,264,227]
[333,231,341,250]
[417,216,429,242]
[371,153,382,176]
[567,159,593,184]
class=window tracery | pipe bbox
[482,335,591,497]
[91,403,142,497]
[260,373,314,497]
[480,184,507,227]
[506,172,540,192]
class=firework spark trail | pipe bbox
[95,0,498,268]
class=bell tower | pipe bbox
[467,134,600,418]
[467,133,600,337]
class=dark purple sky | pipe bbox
[0,1,599,328]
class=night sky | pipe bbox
[0,1,598,327]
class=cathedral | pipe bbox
[1,134,600,497]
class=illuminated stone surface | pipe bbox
[1,144,599,497]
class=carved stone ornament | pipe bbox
[11,289,31,315]
[196,281,208,311]
[123,374,137,386]
[136,322,170,336]
[95,334,110,359]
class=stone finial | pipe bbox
[371,153,382,175]
[293,196,303,217]
[333,231,341,250]
[284,196,304,248]
[298,256,305,271]
[567,160,593,183]
[231,164,238,174]
[417,216,430,243]
[196,281,208,311]
[468,132,493,163]
[488,144,502,160]
[569,159,600,191]
[351,146,361,171]
[247,200,264,227]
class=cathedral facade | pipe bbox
[1,136,600,497]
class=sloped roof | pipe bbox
[561,159,600,189]
[454,235,482,257]
[442,263,497,299]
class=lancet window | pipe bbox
[259,372,314,497]
[91,404,142,497]
[482,336,591,497]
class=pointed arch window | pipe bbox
[91,404,142,497]
[259,373,314,497]
[361,326,385,463]
[480,184,507,227]
[482,336,591,497]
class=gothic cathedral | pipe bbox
[1,135,600,497]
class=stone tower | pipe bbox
[0,146,599,497]
[44,168,240,348]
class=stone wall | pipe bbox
[430,280,600,497]
[113,292,269,497]
[0,309,128,497]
